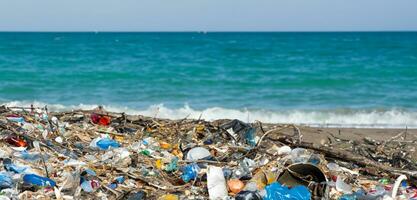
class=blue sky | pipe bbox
[1,0,417,31]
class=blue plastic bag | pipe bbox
[17,151,43,162]
[4,163,29,174]
[23,174,56,187]
[96,138,120,150]
[264,182,310,200]
[0,173,13,189]
[181,164,200,182]
[339,194,357,200]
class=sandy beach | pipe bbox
[278,126,415,144]
[1,107,417,199]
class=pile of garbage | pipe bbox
[0,105,416,199]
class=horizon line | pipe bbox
[0,30,417,33]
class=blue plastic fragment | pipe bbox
[181,164,200,182]
[23,174,56,187]
[264,182,310,200]
[0,173,13,189]
[96,138,120,150]
[245,127,256,147]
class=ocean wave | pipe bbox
[1,100,416,129]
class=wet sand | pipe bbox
[278,125,414,145]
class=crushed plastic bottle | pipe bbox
[181,163,200,183]
[264,182,310,200]
[327,162,342,172]
[336,176,352,194]
[235,158,257,179]
[290,148,311,163]
[23,174,56,187]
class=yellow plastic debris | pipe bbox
[155,159,163,170]
[159,194,179,200]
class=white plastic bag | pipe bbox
[207,166,228,200]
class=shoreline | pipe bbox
[1,106,417,199]
[6,105,417,145]
[46,108,417,146]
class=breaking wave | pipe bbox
[2,101,417,129]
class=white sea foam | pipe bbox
[2,100,417,129]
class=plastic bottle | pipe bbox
[327,163,342,172]
[181,164,200,183]
[23,174,56,187]
[207,166,228,200]
[290,148,311,163]
[336,176,352,194]
[95,138,120,150]
[235,158,256,179]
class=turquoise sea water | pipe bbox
[1,32,417,127]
